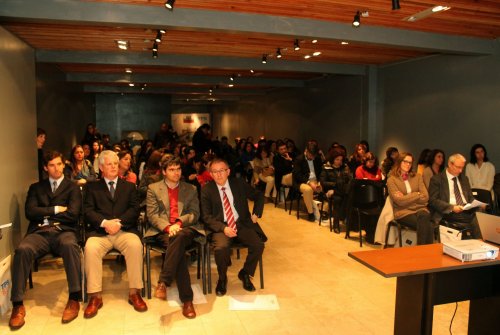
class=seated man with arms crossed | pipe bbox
[83,150,147,318]
[146,155,204,319]
[10,151,82,329]
[429,153,483,239]
[201,158,265,296]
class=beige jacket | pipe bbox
[387,173,429,219]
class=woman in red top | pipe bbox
[355,152,382,181]
[118,150,137,185]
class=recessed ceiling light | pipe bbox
[312,39,318,44]
[341,41,349,45]
[125,68,132,73]
[228,84,234,87]
[129,83,135,87]
[250,69,254,73]
[304,55,311,59]
[313,51,321,56]
[115,40,129,50]
[432,5,450,12]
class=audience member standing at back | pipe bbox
[81,123,101,146]
[292,140,323,222]
[192,123,212,155]
[465,144,495,196]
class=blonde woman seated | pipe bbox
[387,152,434,245]
[252,147,277,202]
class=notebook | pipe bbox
[476,212,500,245]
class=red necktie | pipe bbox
[221,187,237,232]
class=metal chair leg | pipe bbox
[146,245,152,299]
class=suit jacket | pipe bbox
[429,170,475,221]
[84,178,140,237]
[25,177,81,234]
[273,154,293,189]
[145,180,203,237]
[292,154,323,188]
[201,177,264,234]
[387,173,429,220]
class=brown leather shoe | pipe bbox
[61,299,80,323]
[128,292,148,312]
[84,296,103,319]
[9,305,26,330]
[182,301,196,319]
[154,282,167,300]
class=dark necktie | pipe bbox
[109,181,115,198]
[221,187,237,232]
[452,177,465,206]
[52,181,57,193]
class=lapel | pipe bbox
[228,178,240,212]
[177,182,188,215]
[157,181,171,213]
[44,179,54,199]
[101,178,114,202]
[441,172,450,200]
[209,181,223,213]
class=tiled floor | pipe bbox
[0,202,469,334]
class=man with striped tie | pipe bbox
[201,158,265,296]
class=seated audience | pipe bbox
[83,150,146,318]
[37,127,47,181]
[138,150,164,205]
[292,140,323,222]
[9,151,82,329]
[348,143,367,176]
[286,139,300,160]
[465,144,495,196]
[429,153,483,239]
[81,122,101,146]
[416,148,432,175]
[252,147,277,202]
[387,152,434,245]
[64,144,97,186]
[118,150,137,185]
[355,152,382,181]
[273,140,294,196]
[422,149,445,189]
[319,149,352,233]
[91,140,102,175]
[146,156,204,319]
[381,147,399,178]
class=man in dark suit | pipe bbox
[292,140,323,221]
[9,151,82,329]
[273,140,294,196]
[201,158,265,296]
[146,155,204,319]
[83,150,146,318]
[429,153,483,239]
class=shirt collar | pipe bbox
[104,177,118,185]
[164,180,180,189]
[49,175,64,185]
[216,180,230,191]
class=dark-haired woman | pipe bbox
[118,150,137,184]
[320,149,352,233]
[64,145,97,186]
[348,143,367,177]
[387,152,434,245]
[466,144,495,195]
[422,149,445,189]
[416,148,431,176]
[355,152,382,181]
[381,147,399,178]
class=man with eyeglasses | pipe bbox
[201,158,265,296]
[429,153,483,238]
[145,155,204,319]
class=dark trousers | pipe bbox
[212,225,264,279]
[398,210,434,245]
[442,211,482,239]
[11,230,81,302]
[156,228,195,303]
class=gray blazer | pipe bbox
[428,170,475,222]
[145,180,204,238]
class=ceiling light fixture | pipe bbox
[341,41,349,45]
[262,54,267,64]
[164,0,175,11]
[155,31,162,43]
[432,5,450,12]
[125,68,132,73]
[159,29,166,34]
[312,39,318,44]
[313,51,321,56]
[230,74,235,81]
[304,55,311,59]
[228,83,234,88]
[250,69,254,73]
[116,40,129,50]
[352,11,361,27]
[152,42,158,52]
[276,48,282,58]
[129,83,135,87]
[294,39,300,51]
[152,50,158,59]
[392,0,401,10]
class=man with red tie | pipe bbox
[201,158,265,296]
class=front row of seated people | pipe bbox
[10,151,266,330]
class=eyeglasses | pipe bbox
[211,169,228,175]
[402,160,413,164]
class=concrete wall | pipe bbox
[36,64,95,156]
[378,54,500,167]
[0,27,37,260]
[96,94,171,143]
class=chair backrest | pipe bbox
[351,180,384,209]
[471,188,493,206]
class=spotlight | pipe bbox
[155,31,162,43]
[164,0,175,11]
[276,48,282,58]
[294,39,300,51]
[392,0,401,10]
[230,74,235,81]
[352,11,361,27]
[152,50,158,59]
[262,54,267,64]
[159,28,166,34]
[152,42,158,52]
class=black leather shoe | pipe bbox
[215,278,227,296]
[238,269,256,292]
[307,213,316,222]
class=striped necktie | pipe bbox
[452,177,465,206]
[221,187,237,232]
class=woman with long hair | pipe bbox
[422,149,445,189]
[465,143,495,194]
[252,147,277,202]
[64,144,97,185]
[118,150,137,185]
[348,143,367,176]
[355,152,382,181]
[387,152,434,245]
[381,147,399,178]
